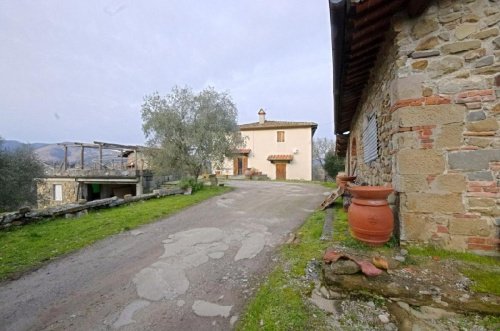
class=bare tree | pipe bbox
[312,138,335,181]
[141,86,243,181]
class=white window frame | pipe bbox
[53,184,63,201]
[363,113,378,163]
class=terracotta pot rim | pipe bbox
[347,185,393,193]
[336,175,357,180]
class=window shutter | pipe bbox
[277,131,285,142]
[363,114,378,163]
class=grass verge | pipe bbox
[407,245,500,295]
[0,186,230,281]
[237,211,331,331]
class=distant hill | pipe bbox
[1,140,122,167]
[1,140,50,152]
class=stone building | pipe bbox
[329,0,499,255]
[37,142,154,209]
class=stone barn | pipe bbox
[36,142,154,209]
[329,0,499,255]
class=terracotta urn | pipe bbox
[347,185,394,246]
[335,173,357,189]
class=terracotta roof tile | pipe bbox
[234,148,251,154]
[267,154,294,161]
[239,120,318,131]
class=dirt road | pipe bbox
[0,181,328,331]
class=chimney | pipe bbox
[258,108,266,124]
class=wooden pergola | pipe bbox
[57,141,144,171]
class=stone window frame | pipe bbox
[277,130,285,143]
[53,184,63,201]
[362,112,378,163]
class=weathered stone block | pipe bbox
[470,27,499,40]
[411,50,440,59]
[393,131,419,150]
[422,87,433,97]
[462,13,479,23]
[485,7,500,16]
[449,217,491,236]
[401,213,436,241]
[475,55,494,68]
[412,60,428,70]
[405,193,465,213]
[438,31,450,41]
[492,103,500,113]
[448,150,500,171]
[455,23,478,40]
[467,137,491,148]
[494,36,500,49]
[441,40,481,54]
[428,56,463,78]
[472,63,500,75]
[464,48,486,61]
[481,206,500,217]
[466,111,486,122]
[467,171,494,181]
[435,123,464,149]
[397,149,445,175]
[432,174,466,193]
[390,74,425,102]
[439,12,462,23]
[393,174,428,192]
[412,18,439,39]
[438,77,486,94]
[416,36,440,51]
[447,235,468,251]
[394,104,465,127]
[485,12,500,27]
[468,197,496,208]
[466,118,499,132]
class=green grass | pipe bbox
[407,245,499,266]
[320,181,336,189]
[0,186,230,281]
[237,211,331,331]
[407,245,500,295]
[461,267,500,295]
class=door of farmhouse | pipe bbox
[233,156,248,175]
[275,163,286,180]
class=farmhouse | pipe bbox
[216,110,317,180]
[329,0,499,254]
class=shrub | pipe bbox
[179,177,204,192]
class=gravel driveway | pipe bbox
[0,180,328,331]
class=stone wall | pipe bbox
[348,32,399,186]
[347,0,499,255]
[37,179,79,209]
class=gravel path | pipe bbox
[0,181,328,331]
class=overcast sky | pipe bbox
[0,0,334,145]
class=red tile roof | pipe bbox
[234,148,251,154]
[267,154,294,161]
[239,120,318,133]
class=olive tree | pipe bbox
[141,86,243,181]
[324,150,345,179]
[0,137,45,211]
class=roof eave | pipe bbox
[329,0,347,136]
